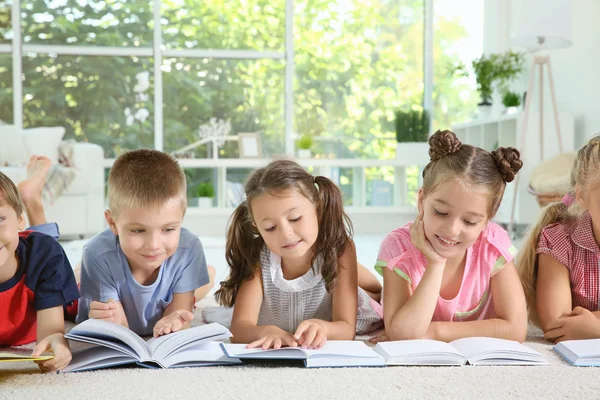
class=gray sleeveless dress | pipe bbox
[255,247,382,334]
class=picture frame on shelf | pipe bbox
[238,132,262,158]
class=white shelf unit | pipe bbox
[103,156,431,214]
[452,112,575,227]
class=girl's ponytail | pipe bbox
[314,176,353,292]
[215,201,264,307]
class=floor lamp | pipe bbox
[507,0,572,234]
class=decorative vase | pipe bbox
[477,104,492,120]
[297,149,311,158]
[195,197,213,208]
[395,142,430,165]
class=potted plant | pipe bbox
[395,107,431,164]
[296,134,313,158]
[193,181,215,208]
[451,51,524,119]
[502,91,521,115]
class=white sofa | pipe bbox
[0,126,106,238]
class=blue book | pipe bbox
[220,341,385,368]
[554,339,600,366]
[62,319,241,372]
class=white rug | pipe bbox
[3,296,600,400]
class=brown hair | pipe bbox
[422,130,523,218]
[517,136,600,326]
[0,172,23,217]
[215,159,353,307]
[108,149,187,217]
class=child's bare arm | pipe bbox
[293,242,359,348]
[33,306,72,372]
[153,291,195,337]
[383,263,445,340]
[427,261,528,342]
[230,269,297,349]
[536,253,572,330]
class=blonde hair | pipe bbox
[215,159,353,307]
[422,130,523,218]
[0,172,23,217]
[518,136,600,326]
[108,149,187,217]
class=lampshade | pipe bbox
[511,0,572,50]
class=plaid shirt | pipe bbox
[537,212,600,310]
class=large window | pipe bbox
[1,1,483,160]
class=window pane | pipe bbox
[295,0,424,160]
[0,1,11,43]
[433,0,483,128]
[162,0,284,51]
[0,54,12,124]
[21,0,153,46]
[163,58,284,157]
[23,54,153,157]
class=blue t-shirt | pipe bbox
[76,227,209,336]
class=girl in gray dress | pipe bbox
[213,159,382,350]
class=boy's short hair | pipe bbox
[108,149,187,217]
[0,172,23,217]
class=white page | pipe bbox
[376,339,464,357]
[66,319,150,359]
[148,323,232,361]
[160,342,242,368]
[556,339,600,358]
[222,341,377,359]
[62,346,137,373]
[450,337,540,358]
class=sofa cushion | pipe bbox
[22,127,66,165]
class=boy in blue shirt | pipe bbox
[76,149,213,337]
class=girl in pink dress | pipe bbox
[372,129,527,343]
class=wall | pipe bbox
[486,0,600,147]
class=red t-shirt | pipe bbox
[0,231,79,346]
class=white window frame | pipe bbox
[1,0,433,156]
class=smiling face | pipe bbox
[419,178,490,260]
[250,188,319,266]
[106,197,184,280]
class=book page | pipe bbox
[450,337,538,359]
[66,319,150,359]
[556,339,600,358]
[376,339,463,357]
[147,323,232,361]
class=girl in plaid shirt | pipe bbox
[372,130,528,343]
[519,136,600,342]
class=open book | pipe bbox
[62,319,242,372]
[221,341,385,368]
[374,337,548,366]
[554,339,600,366]
[0,347,53,363]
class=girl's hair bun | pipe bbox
[428,130,462,162]
[490,147,523,183]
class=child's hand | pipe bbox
[368,331,388,344]
[247,326,298,350]
[153,310,194,338]
[410,210,446,266]
[294,319,327,349]
[32,333,72,372]
[544,307,600,342]
[89,299,128,328]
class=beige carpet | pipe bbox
[2,297,600,400]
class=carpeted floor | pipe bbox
[2,296,600,400]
